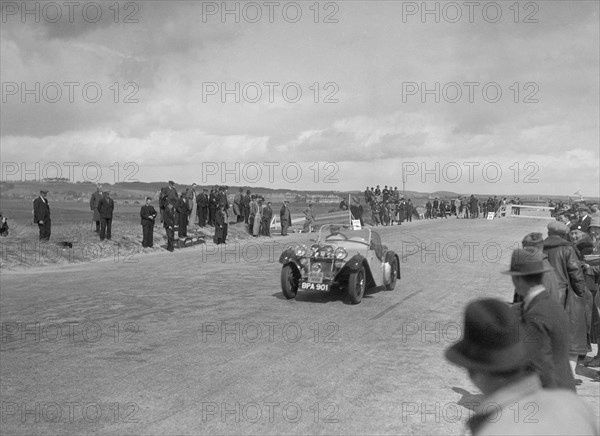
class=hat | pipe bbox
[502,248,553,276]
[445,298,528,372]
[146,196,152,201]
[521,232,544,247]
[578,206,591,213]
[548,221,569,236]
[40,190,48,194]
[590,216,600,228]
[168,180,175,185]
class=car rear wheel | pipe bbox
[385,257,398,290]
[348,266,366,304]
[281,264,300,299]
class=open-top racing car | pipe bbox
[279,224,400,304]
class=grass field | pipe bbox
[0,198,350,270]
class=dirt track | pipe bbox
[1,217,599,435]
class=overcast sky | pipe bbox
[1,1,598,197]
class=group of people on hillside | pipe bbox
[363,185,415,226]
[445,206,600,435]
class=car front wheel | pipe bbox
[281,264,300,299]
[385,257,398,290]
[348,266,366,304]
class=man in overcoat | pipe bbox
[97,191,115,241]
[280,200,291,236]
[140,196,157,248]
[543,220,590,379]
[33,189,51,241]
[504,247,576,390]
[90,184,103,232]
[446,298,598,436]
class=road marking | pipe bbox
[369,290,423,320]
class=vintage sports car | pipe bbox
[279,224,400,304]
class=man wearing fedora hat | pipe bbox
[446,298,598,435]
[33,189,51,241]
[512,232,560,304]
[505,247,576,390]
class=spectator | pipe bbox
[543,220,590,384]
[0,213,8,236]
[504,247,575,390]
[446,298,598,436]
[90,184,102,233]
[33,189,51,241]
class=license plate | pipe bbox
[308,272,323,283]
[300,281,330,291]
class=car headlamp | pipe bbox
[295,245,307,257]
[334,247,347,260]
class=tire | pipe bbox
[281,264,300,299]
[348,265,366,304]
[385,256,398,290]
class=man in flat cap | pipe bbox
[505,247,575,390]
[196,188,209,227]
[90,184,103,233]
[543,220,590,380]
[33,189,51,241]
[446,298,598,436]
[159,181,178,223]
[97,191,115,241]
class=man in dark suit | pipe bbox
[572,206,592,233]
[140,196,157,248]
[163,202,175,252]
[97,191,115,241]
[159,180,178,223]
[280,200,291,236]
[504,247,576,391]
[175,193,189,238]
[196,188,209,227]
[90,184,103,233]
[33,189,51,241]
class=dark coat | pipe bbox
[520,292,576,391]
[175,197,189,215]
[543,235,590,354]
[33,196,50,223]
[160,186,178,207]
[571,215,591,233]
[280,205,291,223]
[163,207,175,229]
[97,197,114,219]
[196,193,209,208]
[140,205,157,226]
[90,191,102,221]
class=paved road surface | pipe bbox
[1,218,598,434]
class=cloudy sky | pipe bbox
[1,1,598,197]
